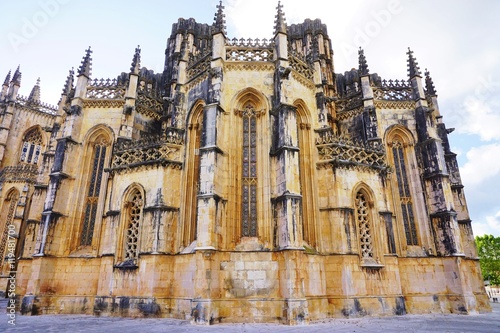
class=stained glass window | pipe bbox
[241,105,258,237]
[125,189,143,261]
[392,140,418,246]
[20,128,42,164]
[356,191,373,258]
[80,139,107,246]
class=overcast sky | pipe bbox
[1,0,499,237]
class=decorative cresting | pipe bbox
[136,80,164,119]
[86,78,126,99]
[80,136,109,246]
[288,49,314,80]
[15,95,58,116]
[335,92,363,113]
[238,104,261,237]
[373,79,412,101]
[226,38,274,62]
[0,190,19,268]
[20,127,43,164]
[109,131,184,174]
[390,139,418,246]
[356,191,373,259]
[187,50,212,80]
[0,164,38,184]
[124,189,144,262]
[315,131,388,173]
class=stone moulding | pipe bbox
[83,99,125,109]
[107,135,184,174]
[16,95,58,117]
[336,106,364,121]
[374,100,416,110]
[315,132,388,173]
[224,62,275,72]
[0,164,38,184]
[187,52,212,80]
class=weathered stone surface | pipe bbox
[0,2,490,326]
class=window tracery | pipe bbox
[80,137,108,246]
[124,189,143,261]
[20,128,43,164]
[241,104,258,237]
[392,140,418,246]
[356,191,373,259]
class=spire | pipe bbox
[28,78,41,103]
[77,47,92,77]
[130,45,141,74]
[425,69,437,96]
[407,48,421,78]
[358,47,369,76]
[62,68,75,95]
[274,1,287,35]
[12,65,22,86]
[213,1,226,35]
[3,70,11,86]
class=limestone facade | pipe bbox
[0,1,490,325]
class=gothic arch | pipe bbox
[181,100,205,247]
[228,88,272,245]
[293,99,317,246]
[18,126,45,164]
[116,183,145,265]
[384,124,416,146]
[72,125,114,251]
[352,183,379,264]
[232,87,271,111]
[384,125,422,248]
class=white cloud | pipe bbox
[455,94,500,141]
[461,144,500,186]
[473,210,500,237]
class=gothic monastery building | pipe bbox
[0,1,490,324]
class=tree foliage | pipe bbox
[475,234,500,286]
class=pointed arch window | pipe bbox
[356,191,373,259]
[392,140,418,246]
[80,137,109,246]
[241,104,258,237]
[124,189,144,262]
[20,128,42,164]
[185,106,204,245]
[0,190,19,267]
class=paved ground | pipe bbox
[1,299,499,332]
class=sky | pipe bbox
[1,0,499,237]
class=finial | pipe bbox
[358,47,369,76]
[213,1,226,35]
[3,70,11,86]
[425,69,437,96]
[12,65,22,86]
[62,68,75,95]
[77,47,93,77]
[130,45,141,74]
[274,1,287,35]
[407,47,421,78]
[28,77,41,103]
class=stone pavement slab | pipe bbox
[1,300,499,333]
